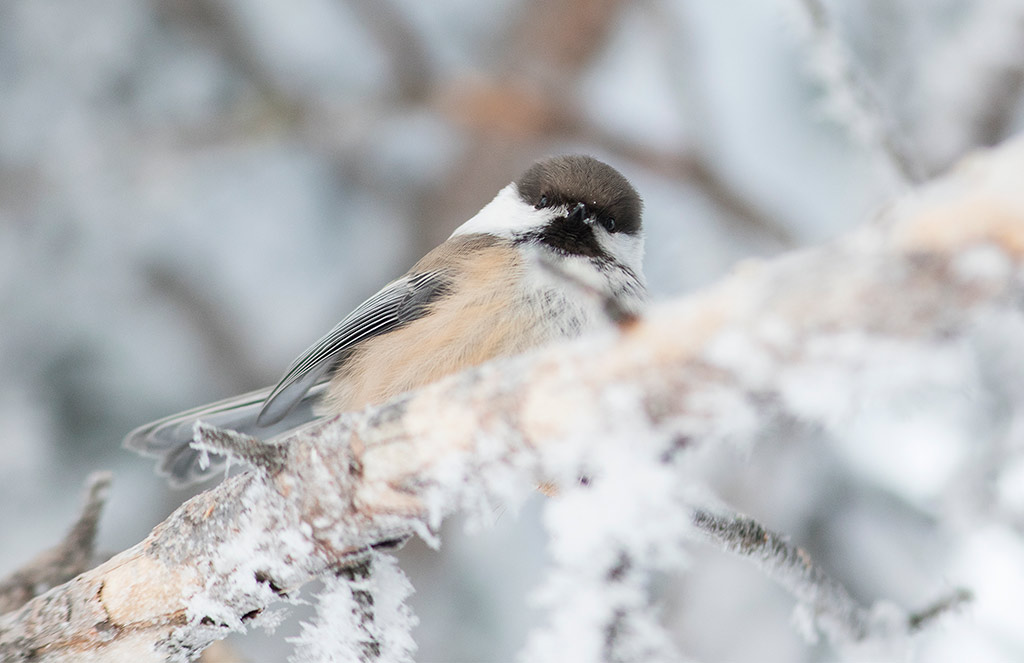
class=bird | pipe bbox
[125,155,646,487]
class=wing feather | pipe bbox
[256,270,451,425]
[123,383,327,487]
[123,270,453,487]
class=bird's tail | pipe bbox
[123,383,327,488]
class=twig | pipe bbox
[336,559,381,662]
[690,507,973,646]
[908,588,973,632]
[0,472,112,614]
[339,0,435,102]
[796,0,924,184]
[691,507,870,641]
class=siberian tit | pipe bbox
[125,155,646,486]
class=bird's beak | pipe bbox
[566,202,592,225]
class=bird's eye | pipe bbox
[603,217,617,232]
[537,195,549,209]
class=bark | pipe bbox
[0,473,111,615]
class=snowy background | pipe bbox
[2,0,1024,660]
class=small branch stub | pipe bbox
[0,472,112,614]
[192,421,287,478]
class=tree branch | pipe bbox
[690,507,971,645]
[338,0,435,103]
[794,0,924,184]
[3,137,1024,660]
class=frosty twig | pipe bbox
[795,0,923,183]
[690,507,971,646]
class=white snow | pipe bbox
[521,385,692,663]
[953,244,1013,284]
[289,553,418,663]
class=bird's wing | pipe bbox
[123,270,452,487]
[257,269,452,425]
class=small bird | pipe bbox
[125,155,646,486]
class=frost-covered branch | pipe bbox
[0,472,111,615]
[289,552,417,663]
[690,508,971,646]
[917,1,1024,174]
[789,0,923,184]
[3,137,1024,660]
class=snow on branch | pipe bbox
[288,553,417,663]
[4,137,1024,661]
[787,0,924,184]
[689,507,972,645]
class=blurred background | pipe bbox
[2,0,1024,660]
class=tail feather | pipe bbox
[124,384,326,487]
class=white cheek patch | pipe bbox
[596,229,645,278]
[520,242,604,291]
[451,183,555,239]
